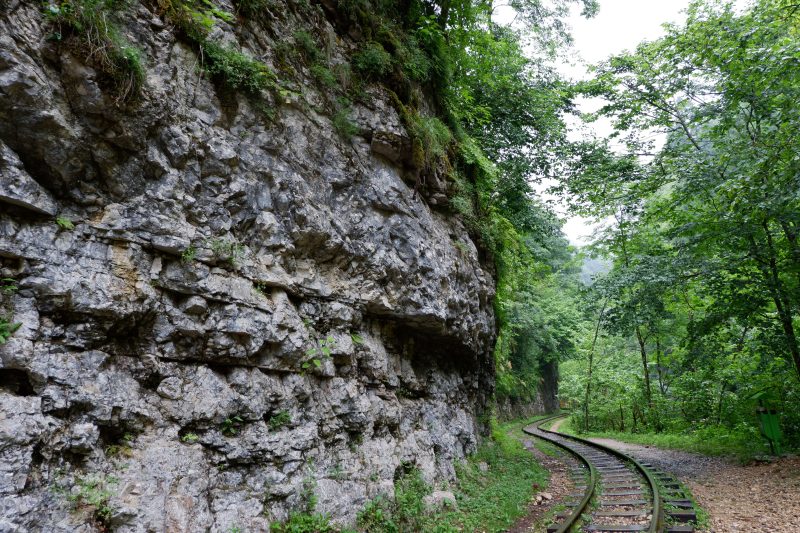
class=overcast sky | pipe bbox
[552,0,693,245]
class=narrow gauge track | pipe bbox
[524,415,688,533]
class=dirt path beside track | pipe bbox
[588,438,800,533]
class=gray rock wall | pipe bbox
[0,1,496,531]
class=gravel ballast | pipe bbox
[589,438,800,533]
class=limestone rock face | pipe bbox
[0,1,495,531]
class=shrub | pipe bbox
[294,30,323,64]
[352,42,393,79]
[397,37,431,83]
[202,42,277,96]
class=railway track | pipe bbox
[524,415,697,533]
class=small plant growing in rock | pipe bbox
[234,0,275,17]
[328,463,345,481]
[253,281,271,296]
[220,416,244,436]
[104,433,134,458]
[301,358,323,371]
[306,336,335,358]
[181,244,197,263]
[202,41,277,96]
[270,512,337,533]
[453,240,470,255]
[348,432,363,453]
[302,335,335,371]
[0,317,21,344]
[0,278,18,294]
[267,410,291,430]
[55,216,75,230]
[294,30,323,64]
[181,432,200,443]
[350,333,364,345]
[332,99,359,139]
[67,474,118,528]
[209,238,245,266]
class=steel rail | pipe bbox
[524,414,597,533]
[524,414,664,533]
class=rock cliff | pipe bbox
[0,1,496,530]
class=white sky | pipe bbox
[550,0,693,245]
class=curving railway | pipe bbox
[524,415,698,533]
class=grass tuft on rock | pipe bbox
[45,0,145,102]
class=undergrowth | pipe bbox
[559,415,773,461]
[355,419,547,532]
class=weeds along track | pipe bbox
[524,415,696,533]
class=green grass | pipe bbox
[559,415,772,460]
[352,418,549,533]
[332,100,359,139]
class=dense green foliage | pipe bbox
[424,0,596,402]
[557,0,800,455]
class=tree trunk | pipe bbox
[655,336,666,394]
[635,326,654,411]
[779,219,800,290]
[438,0,451,29]
[715,324,749,424]
[584,298,608,431]
[751,223,800,379]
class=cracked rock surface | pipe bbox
[0,1,496,530]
